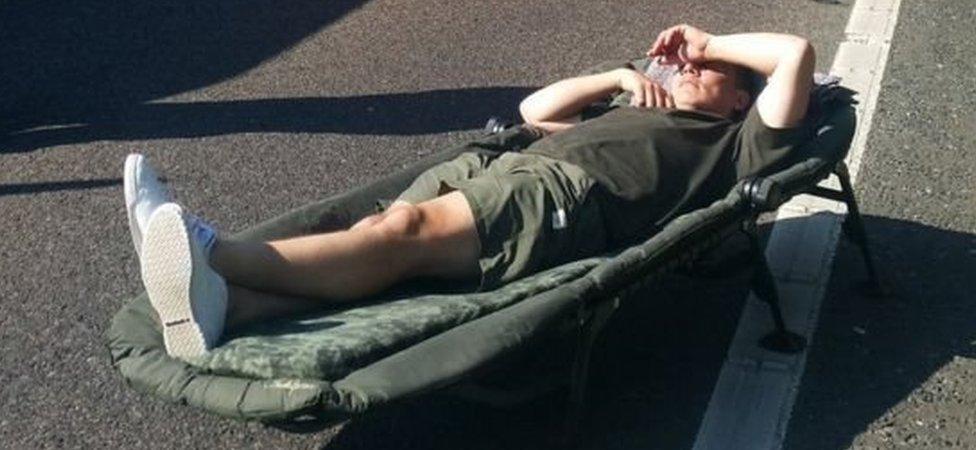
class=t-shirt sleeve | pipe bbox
[734,104,813,179]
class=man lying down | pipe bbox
[124,25,815,360]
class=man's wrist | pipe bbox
[700,33,719,61]
[609,68,627,89]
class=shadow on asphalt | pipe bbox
[788,214,976,449]
[1,87,537,153]
[0,178,122,196]
[0,1,536,153]
[0,0,369,151]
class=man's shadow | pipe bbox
[0,0,534,152]
[1,88,536,153]
[310,215,976,449]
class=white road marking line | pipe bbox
[691,0,902,448]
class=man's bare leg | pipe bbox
[211,191,481,316]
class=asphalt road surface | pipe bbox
[4,0,971,448]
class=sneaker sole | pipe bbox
[123,154,143,256]
[142,205,207,359]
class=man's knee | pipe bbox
[366,192,479,278]
[373,204,425,241]
[351,201,417,233]
[372,194,473,241]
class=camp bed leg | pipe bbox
[743,222,807,353]
[833,163,885,296]
[805,163,886,297]
[562,297,619,447]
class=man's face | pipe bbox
[670,61,749,118]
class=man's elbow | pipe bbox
[791,38,816,75]
[519,97,543,126]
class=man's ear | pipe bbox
[734,89,751,113]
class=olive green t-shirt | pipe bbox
[522,104,811,245]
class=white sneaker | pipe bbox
[141,203,226,360]
[124,153,173,257]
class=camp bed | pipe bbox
[107,63,876,442]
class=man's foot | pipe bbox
[141,203,226,359]
[124,153,172,257]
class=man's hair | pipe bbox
[732,66,764,117]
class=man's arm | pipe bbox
[650,25,815,128]
[519,68,673,134]
[706,32,815,128]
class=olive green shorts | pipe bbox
[395,152,608,290]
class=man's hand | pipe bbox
[646,24,714,65]
[616,68,674,109]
